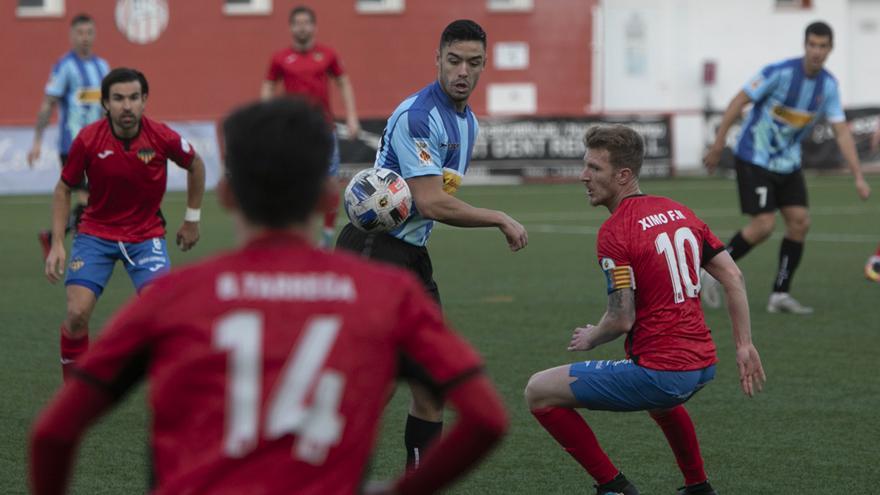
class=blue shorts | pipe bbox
[65,233,170,296]
[328,132,340,176]
[568,359,715,412]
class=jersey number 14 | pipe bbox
[214,311,345,465]
[655,227,702,303]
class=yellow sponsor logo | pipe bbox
[770,105,813,129]
[442,169,462,195]
[76,88,102,104]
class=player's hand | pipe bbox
[346,117,361,141]
[702,145,723,174]
[45,243,66,284]
[498,213,528,252]
[854,177,871,201]
[176,221,200,252]
[361,480,396,495]
[567,324,595,352]
[27,143,41,168]
[735,343,766,398]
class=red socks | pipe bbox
[60,327,89,381]
[531,406,618,484]
[650,405,706,485]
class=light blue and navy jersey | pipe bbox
[374,81,478,247]
[44,51,110,153]
[735,57,844,174]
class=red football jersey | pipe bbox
[596,195,725,371]
[75,233,483,495]
[266,43,344,123]
[62,117,195,243]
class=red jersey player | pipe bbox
[44,67,206,380]
[262,5,361,248]
[525,125,766,495]
[30,99,507,495]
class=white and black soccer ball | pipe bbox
[343,168,412,233]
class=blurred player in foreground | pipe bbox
[703,21,870,313]
[262,4,361,247]
[336,19,527,469]
[29,13,110,257]
[44,68,205,380]
[30,99,507,495]
[526,125,766,495]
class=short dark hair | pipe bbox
[289,5,316,24]
[101,68,149,103]
[70,13,93,28]
[584,124,645,176]
[222,99,333,227]
[439,19,486,49]
[805,21,833,45]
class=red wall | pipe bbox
[2,0,593,125]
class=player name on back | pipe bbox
[637,209,687,231]
[215,272,356,301]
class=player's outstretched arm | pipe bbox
[567,288,635,351]
[45,180,72,283]
[365,375,507,495]
[704,250,766,397]
[28,95,60,167]
[30,378,115,495]
[407,175,528,251]
[176,154,206,251]
[703,90,751,173]
[831,121,871,201]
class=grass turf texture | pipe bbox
[2,175,878,493]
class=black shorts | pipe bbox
[734,157,807,215]
[335,223,441,305]
[60,153,88,192]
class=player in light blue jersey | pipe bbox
[28,14,110,258]
[336,19,527,469]
[704,21,870,314]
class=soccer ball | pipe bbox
[865,255,880,283]
[343,168,412,233]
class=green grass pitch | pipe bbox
[2,175,878,493]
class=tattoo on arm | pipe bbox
[606,289,635,323]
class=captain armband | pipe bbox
[600,258,635,294]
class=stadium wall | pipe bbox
[1,0,593,125]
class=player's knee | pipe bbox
[64,308,90,334]
[786,215,810,237]
[524,371,551,409]
[747,216,775,241]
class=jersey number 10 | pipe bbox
[655,227,702,304]
[214,311,345,465]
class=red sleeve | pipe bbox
[596,222,631,267]
[394,376,508,495]
[326,48,344,78]
[60,136,87,188]
[30,380,115,495]
[158,123,196,169]
[393,275,483,387]
[266,53,282,81]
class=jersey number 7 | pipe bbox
[655,227,702,304]
[214,311,345,465]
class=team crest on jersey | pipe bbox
[313,52,324,62]
[137,148,156,164]
[69,258,85,272]
[415,140,432,166]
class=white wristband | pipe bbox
[184,207,201,222]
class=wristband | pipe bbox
[184,208,201,222]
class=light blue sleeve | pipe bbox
[822,83,845,123]
[44,60,70,98]
[389,109,443,179]
[742,63,780,102]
